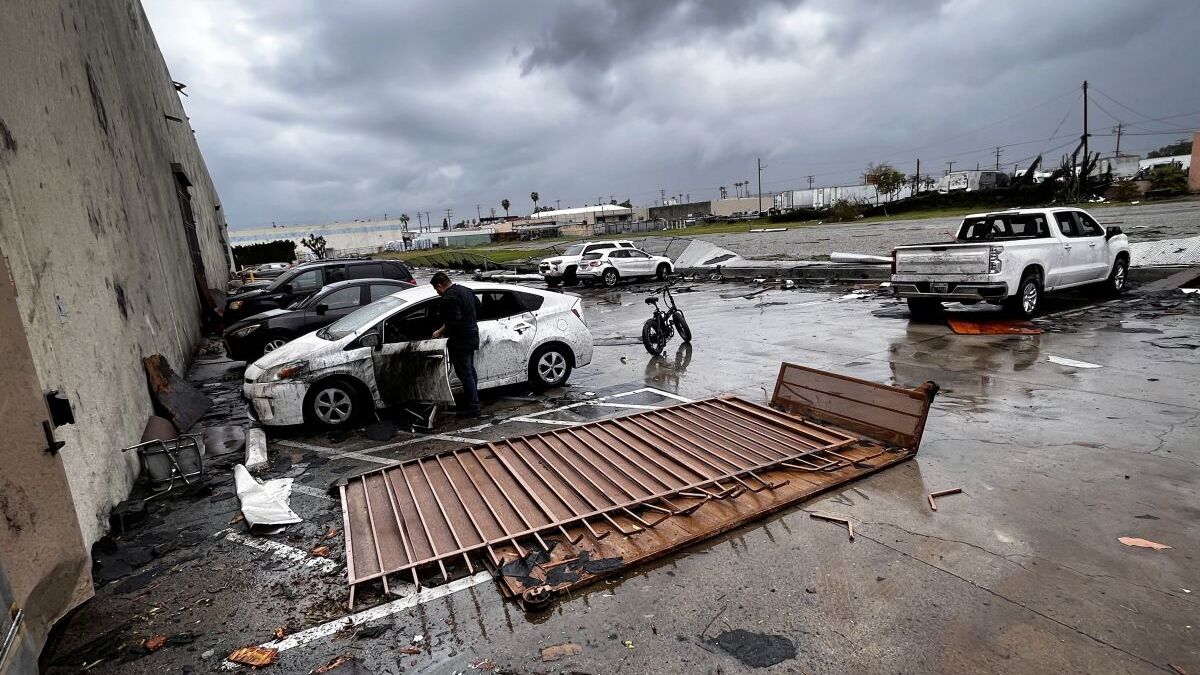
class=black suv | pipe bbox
[224,259,414,321]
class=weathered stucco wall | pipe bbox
[0,0,231,546]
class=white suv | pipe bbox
[576,248,674,287]
[539,240,636,287]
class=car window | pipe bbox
[289,269,323,292]
[369,284,402,302]
[347,262,384,279]
[514,291,545,312]
[628,250,650,258]
[384,262,413,281]
[1076,212,1104,237]
[582,252,603,260]
[319,286,362,311]
[958,215,1050,241]
[476,291,525,321]
[563,244,585,256]
[383,301,440,343]
[619,242,635,248]
[609,250,627,259]
[1054,212,1081,237]
[586,243,614,253]
[323,295,406,340]
[324,265,348,283]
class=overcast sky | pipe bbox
[143,0,1200,229]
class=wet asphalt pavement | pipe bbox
[42,276,1200,674]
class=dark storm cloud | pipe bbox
[143,0,1200,228]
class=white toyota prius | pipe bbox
[242,281,593,428]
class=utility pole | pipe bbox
[444,208,453,229]
[1081,80,1090,164]
[556,199,560,209]
[914,158,920,193]
[475,204,481,221]
[416,212,423,231]
[994,146,1002,171]
[660,189,666,205]
[1113,122,1124,155]
[946,161,956,174]
[756,158,765,213]
[423,211,431,232]
[807,175,814,189]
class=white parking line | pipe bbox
[221,572,494,667]
[275,439,396,465]
[220,530,340,574]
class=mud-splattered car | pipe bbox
[242,282,593,428]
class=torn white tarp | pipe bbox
[234,464,301,529]
[1047,355,1103,369]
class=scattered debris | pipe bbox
[234,464,301,531]
[245,428,269,471]
[1047,355,1103,369]
[946,317,1042,335]
[227,645,279,667]
[706,629,797,668]
[310,545,331,557]
[273,625,289,640]
[830,252,891,264]
[143,354,213,431]
[541,643,583,662]
[809,512,855,540]
[398,646,421,655]
[312,654,355,673]
[928,487,963,511]
[354,623,392,639]
[1169,664,1190,675]
[142,635,167,651]
[1118,536,1171,550]
[470,657,497,671]
[624,640,635,650]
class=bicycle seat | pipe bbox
[644,297,658,305]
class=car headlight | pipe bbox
[228,300,244,311]
[228,324,261,339]
[257,360,308,383]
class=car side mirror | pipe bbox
[279,283,293,294]
[360,333,381,350]
[1105,226,1122,239]
[316,303,328,315]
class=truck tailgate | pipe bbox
[895,245,990,275]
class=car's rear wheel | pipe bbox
[305,379,360,429]
[261,333,291,357]
[1005,272,1041,318]
[528,345,572,389]
[602,268,619,287]
[1105,257,1128,295]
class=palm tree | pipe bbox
[530,191,540,214]
[501,198,510,217]
[399,213,410,232]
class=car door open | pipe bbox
[371,303,455,404]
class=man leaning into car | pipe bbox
[430,272,483,416]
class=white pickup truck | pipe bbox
[891,208,1130,318]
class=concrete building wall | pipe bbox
[1191,133,1200,193]
[0,0,231,546]
[711,196,771,217]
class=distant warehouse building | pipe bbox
[526,204,633,225]
[231,218,415,256]
[775,184,914,210]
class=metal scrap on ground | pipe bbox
[1117,536,1172,550]
[928,487,963,511]
[339,363,938,607]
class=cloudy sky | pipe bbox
[142,0,1200,229]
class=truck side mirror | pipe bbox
[1105,226,1122,239]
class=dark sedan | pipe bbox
[224,258,414,322]
[223,279,414,360]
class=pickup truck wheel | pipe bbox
[906,298,942,318]
[1106,258,1128,295]
[1007,273,1041,318]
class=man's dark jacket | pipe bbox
[441,284,481,351]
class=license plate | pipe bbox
[930,282,949,293]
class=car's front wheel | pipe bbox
[304,379,360,429]
[1105,257,1128,295]
[528,345,573,389]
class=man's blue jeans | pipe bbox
[448,347,480,411]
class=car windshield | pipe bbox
[319,296,406,340]
[582,252,603,260]
[957,214,1050,241]
[562,244,585,256]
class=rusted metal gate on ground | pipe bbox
[340,363,938,607]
